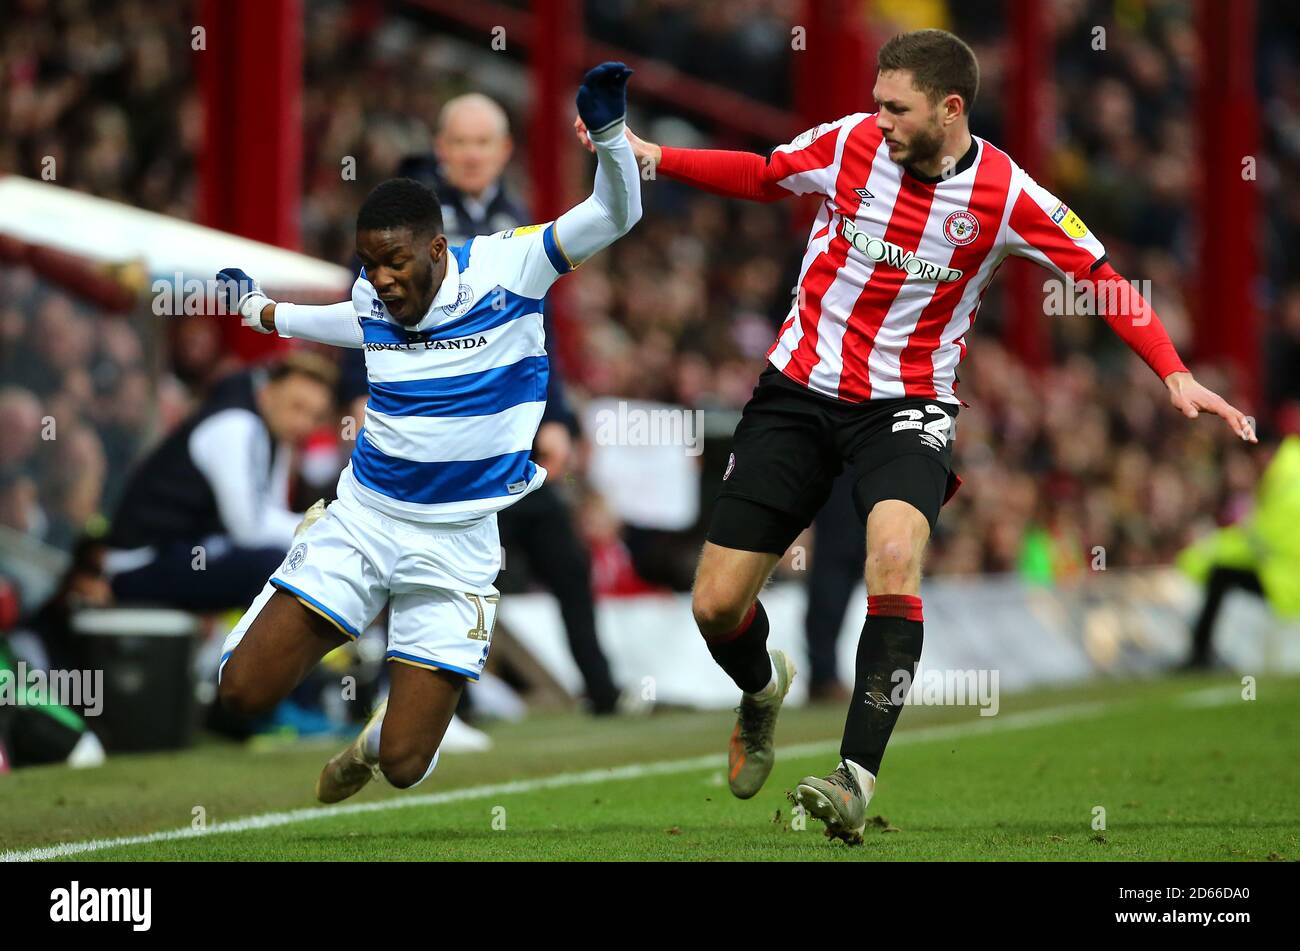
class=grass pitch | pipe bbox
[2,673,1297,861]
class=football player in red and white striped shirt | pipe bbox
[577,28,1254,844]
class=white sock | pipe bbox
[411,749,440,787]
[361,715,439,787]
[360,716,382,762]
[844,759,876,800]
[746,656,779,701]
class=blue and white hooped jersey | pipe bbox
[338,223,575,524]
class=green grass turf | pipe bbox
[2,673,1297,860]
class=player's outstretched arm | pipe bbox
[575,109,851,204]
[574,115,789,203]
[216,268,364,348]
[552,62,644,265]
[1003,179,1256,444]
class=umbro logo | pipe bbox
[863,690,892,711]
[854,187,875,205]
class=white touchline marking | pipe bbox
[1,701,1108,862]
[1176,685,1244,708]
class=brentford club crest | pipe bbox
[942,210,979,247]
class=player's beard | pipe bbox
[896,121,946,173]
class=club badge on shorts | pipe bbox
[284,542,307,574]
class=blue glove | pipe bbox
[576,61,632,136]
[216,267,273,333]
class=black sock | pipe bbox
[704,600,772,694]
[841,594,924,776]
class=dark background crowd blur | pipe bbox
[2,0,1298,601]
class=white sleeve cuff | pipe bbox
[589,118,627,148]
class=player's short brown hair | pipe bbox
[269,350,340,391]
[877,29,979,114]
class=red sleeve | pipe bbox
[657,147,789,202]
[1006,182,1108,280]
[656,117,852,202]
[1084,261,1188,380]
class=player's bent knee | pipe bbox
[691,587,749,639]
[867,535,923,591]
[217,662,277,718]
[380,748,437,789]
[869,537,917,571]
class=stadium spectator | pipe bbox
[102,354,336,612]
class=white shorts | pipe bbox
[221,493,502,681]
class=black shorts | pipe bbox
[706,364,961,554]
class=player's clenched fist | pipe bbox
[216,267,273,333]
[575,61,632,136]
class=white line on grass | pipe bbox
[1176,685,1246,708]
[2,701,1108,862]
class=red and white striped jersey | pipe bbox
[761,113,1107,403]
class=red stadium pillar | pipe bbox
[792,0,870,244]
[1003,0,1050,370]
[197,0,303,359]
[795,0,872,126]
[530,0,584,381]
[1196,0,1261,409]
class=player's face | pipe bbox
[263,374,332,443]
[873,70,946,169]
[356,227,447,325]
[436,107,512,198]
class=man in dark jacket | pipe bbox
[103,353,335,612]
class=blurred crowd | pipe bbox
[584,0,796,106]
[0,269,161,551]
[0,0,197,216]
[2,0,1299,598]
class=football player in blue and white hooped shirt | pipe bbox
[213,64,641,801]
